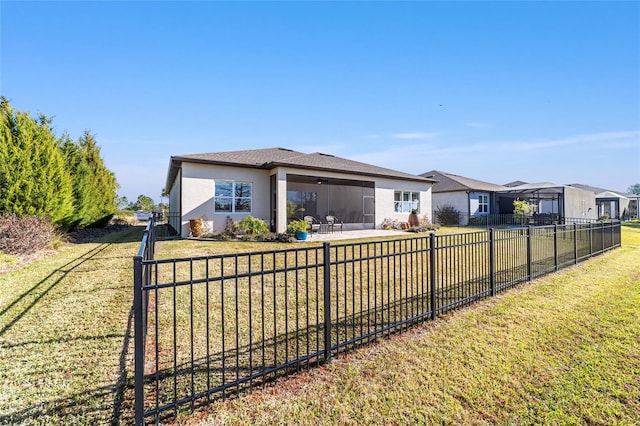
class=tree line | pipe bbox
[0,97,118,229]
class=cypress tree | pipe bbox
[0,98,73,223]
[78,130,118,225]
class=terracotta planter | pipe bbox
[408,213,420,227]
[189,219,203,237]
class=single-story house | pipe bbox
[165,147,435,237]
[420,170,508,225]
[497,182,597,223]
[569,183,638,219]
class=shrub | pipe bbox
[407,223,439,233]
[381,218,405,230]
[236,216,269,235]
[435,204,461,226]
[0,214,58,255]
[513,199,532,224]
[287,220,308,234]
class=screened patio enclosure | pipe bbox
[285,174,375,229]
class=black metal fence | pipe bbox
[432,213,600,227]
[133,220,621,424]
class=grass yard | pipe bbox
[0,226,145,425]
[0,224,636,425]
[178,225,640,425]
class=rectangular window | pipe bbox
[478,194,489,213]
[394,191,420,213]
[214,180,252,213]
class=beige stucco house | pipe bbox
[165,148,435,237]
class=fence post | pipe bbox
[430,232,437,320]
[133,255,144,426]
[573,223,578,264]
[588,222,593,257]
[527,226,532,280]
[601,222,605,254]
[323,242,332,361]
[489,228,496,296]
[553,224,558,271]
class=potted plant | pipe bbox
[189,218,203,237]
[287,220,309,240]
[408,209,420,227]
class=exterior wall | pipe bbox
[374,178,432,228]
[563,186,597,221]
[432,192,469,225]
[272,167,432,232]
[469,191,490,215]
[174,163,432,235]
[180,162,271,236]
[168,168,181,232]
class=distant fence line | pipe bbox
[133,218,621,424]
[432,213,600,227]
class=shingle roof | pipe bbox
[569,183,636,198]
[166,147,435,191]
[420,170,507,193]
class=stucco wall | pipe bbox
[173,163,433,235]
[374,178,432,227]
[180,162,271,236]
[168,168,181,232]
[432,192,469,225]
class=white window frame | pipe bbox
[478,194,489,214]
[394,191,420,213]
[214,180,252,214]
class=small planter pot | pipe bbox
[294,231,308,241]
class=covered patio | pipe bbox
[497,182,596,224]
[284,174,375,230]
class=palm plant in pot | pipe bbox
[287,219,309,240]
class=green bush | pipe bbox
[236,216,269,235]
[287,220,308,234]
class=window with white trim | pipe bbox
[214,181,252,213]
[394,191,420,213]
[478,194,489,214]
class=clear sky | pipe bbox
[2,1,639,203]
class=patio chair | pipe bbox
[304,216,322,234]
[325,215,343,233]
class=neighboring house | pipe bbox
[497,182,597,223]
[165,147,435,237]
[420,170,508,225]
[569,183,638,219]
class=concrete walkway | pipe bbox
[302,228,408,242]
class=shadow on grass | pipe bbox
[0,243,111,337]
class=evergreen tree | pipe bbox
[61,133,93,227]
[78,130,118,224]
[0,98,74,223]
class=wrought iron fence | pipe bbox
[432,212,604,227]
[133,220,621,424]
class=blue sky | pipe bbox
[2,1,639,203]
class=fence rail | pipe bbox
[133,219,621,424]
[432,212,603,227]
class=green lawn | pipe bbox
[0,227,145,425]
[0,225,636,425]
[182,226,640,425]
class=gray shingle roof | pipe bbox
[420,170,507,193]
[166,147,435,191]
